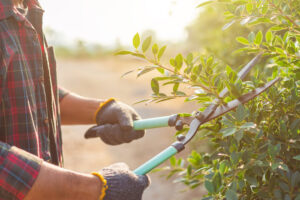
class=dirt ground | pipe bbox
[57,56,205,200]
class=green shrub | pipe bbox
[117,0,300,199]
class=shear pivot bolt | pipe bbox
[175,120,183,130]
[177,134,186,141]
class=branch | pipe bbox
[268,0,299,28]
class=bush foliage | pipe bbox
[117,0,299,199]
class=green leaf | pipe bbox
[230,152,240,165]
[235,129,244,143]
[266,30,273,43]
[275,47,285,54]
[133,33,140,49]
[240,122,256,129]
[261,4,268,14]
[226,189,238,200]
[170,156,176,166]
[114,50,134,55]
[212,173,222,192]
[236,37,249,45]
[236,105,247,121]
[221,127,237,137]
[170,58,176,67]
[204,180,215,194]
[222,20,236,30]
[246,3,253,14]
[151,78,159,94]
[270,25,287,31]
[254,31,263,45]
[121,69,135,78]
[173,83,179,93]
[158,46,166,61]
[248,32,255,43]
[197,0,213,8]
[293,155,300,161]
[226,81,241,97]
[175,54,183,70]
[206,56,213,67]
[186,53,193,64]
[156,68,164,74]
[248,17,273,25]
[219,161,227,175]
[152,43,159,55]
[175,91,186,96]
[137,66,156,77]
[142,36,152,52]
[187,165,192,176]
[132,52,146,59]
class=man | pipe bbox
[0,0,150,199]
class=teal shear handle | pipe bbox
[134,142,184,175]
[133,114,179,130]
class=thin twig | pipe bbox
[268,0,299,28]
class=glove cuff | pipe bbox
[93,98,116,123]
[91,172,109,200]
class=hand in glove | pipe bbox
[85,98,145,145]
[93,163,150,200]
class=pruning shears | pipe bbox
[88,53,280,176]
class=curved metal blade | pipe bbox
[180,77,280,145]
[189,53,263,128]
[219,53,262,98]
[204,77,279,122]
[180,77,279,126]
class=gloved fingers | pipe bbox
[109,124,126,145]
[120,129,145,143]
[134,130,145,139]
[137,174,151,188]
[97,124,133,145]
[85,125,117,145]
[99,130,116,145]
[84,125,101,139]
[121,130,134,143]
[132,111,142,121]
[116,108,134,131]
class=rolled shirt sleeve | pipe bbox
[59,87,69,102]
[0,142,42,200]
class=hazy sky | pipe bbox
[39,0,201,46]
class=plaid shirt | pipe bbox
[0,0,68,199]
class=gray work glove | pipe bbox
[85,99,145,145]
[100,163,150,200]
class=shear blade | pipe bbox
[180,77,280,126]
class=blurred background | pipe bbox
[39,0,249,199]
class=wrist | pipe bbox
[91,172,108,200]
[93,98,116,123]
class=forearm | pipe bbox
[60,93,104,125]
[25,161,102,200]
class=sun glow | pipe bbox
[39,0,200,46]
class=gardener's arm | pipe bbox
[59,92,104,125]
[24,161,102,200]
[59,89,145,145]
[0,142,100,200]
[0,142,149,200]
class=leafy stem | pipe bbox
[267,0,299,28]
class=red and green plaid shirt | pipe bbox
[0,0,68,199]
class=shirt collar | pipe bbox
[0,0,43,21]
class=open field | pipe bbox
[57,56,205,200]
